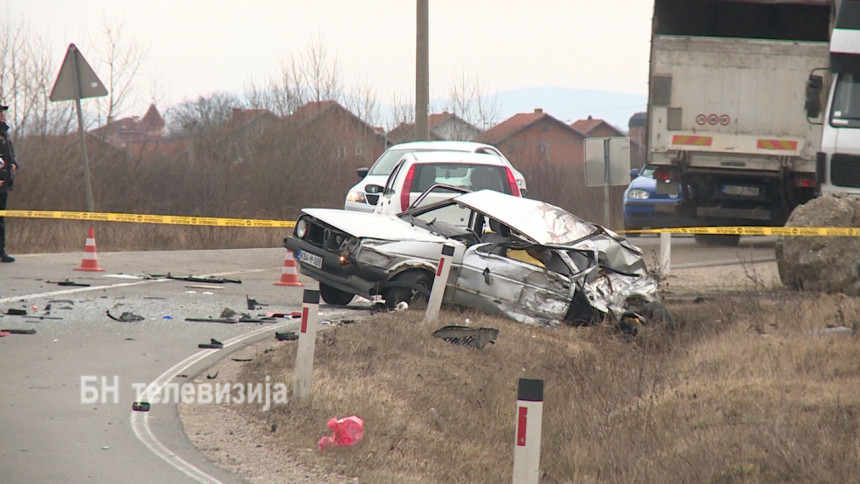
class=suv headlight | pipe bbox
[346,190,366,203]
[627,189,650,200]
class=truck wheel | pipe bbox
[383,270,432,309]
[319,283,355,306]
[694,234,740,246]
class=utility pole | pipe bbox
[415,0,430,141]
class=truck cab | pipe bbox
[817,0,860,197]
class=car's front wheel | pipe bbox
[319,283,355,306]
[383,270,432,309]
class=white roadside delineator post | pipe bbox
[513,378,544,484]
[293,288,319,401]
[425,244,456,323]
[659,231,671,276]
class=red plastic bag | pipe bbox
[317,415,364,450]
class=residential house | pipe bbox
[474,108,587,169]
[90,103,165,149]
[284,100,390,169]
[276,100,391,208]
[571,115,626,138]
[574,114,639,171]
[475,108,627,226]
[387,112,481,144]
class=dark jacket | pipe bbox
[0,122,17,192]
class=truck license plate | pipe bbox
[722,185,759,197]
[298,250,323,269]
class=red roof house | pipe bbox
[387,112,481,144]
[571,115,625,138]
[475,108,587,169]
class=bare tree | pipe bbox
[440,69,501,131]
[164,93,240,136]
[302,35,341,104]
[343,72,381,128]
[389,91,415,130]
[245,35,349,118]
[0,18,62,139]
[90,14,148,127]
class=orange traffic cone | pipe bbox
[274,249,303,287]
[74,226,105,272]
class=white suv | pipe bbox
[344,141,527,212]
[373,151,522,216]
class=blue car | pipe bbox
[622,165,694,233]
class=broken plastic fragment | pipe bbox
[197,338,224,349]
[132,401,150,412]
[106,310,144,322]
[432,325,499,349]
[317,416,364,450]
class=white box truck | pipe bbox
[647,0,834,244]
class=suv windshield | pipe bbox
[367,149,411,176]
[830,73,860,127]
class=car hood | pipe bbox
[626,175,655,192]
[303,208,449,242]
[451,190,599,246]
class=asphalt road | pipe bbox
[0,237,777,483]
[0,248,370,484]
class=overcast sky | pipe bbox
[5,1,653,118]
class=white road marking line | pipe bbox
[130,321,296,484]
[0,268,273,304]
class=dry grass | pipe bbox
[231,291,860,483]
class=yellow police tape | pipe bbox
[0,210,295,228]
[1,210,857,236]
[624,226,860,236]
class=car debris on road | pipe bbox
[106,310,144,322]
[432,325,498,349]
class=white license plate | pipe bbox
[723,185,759,197]
[298,250,323,269]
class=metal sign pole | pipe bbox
[49,44,108,213]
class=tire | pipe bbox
[383,270,432,309]
[319,283,355,306]
[694,234,740,246]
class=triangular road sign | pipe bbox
[49,43,108,102]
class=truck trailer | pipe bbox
[646,0,834,244]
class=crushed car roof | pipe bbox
[303,208,451,242]
[451,190,599,246]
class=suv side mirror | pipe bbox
[357,167,369,179]
[805,74,823,119]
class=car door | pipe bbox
[447,244,575,327]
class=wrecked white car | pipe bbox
[285,190,667,329]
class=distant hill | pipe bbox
[486,87,647,133]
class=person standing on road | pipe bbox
[0,104,19,263]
